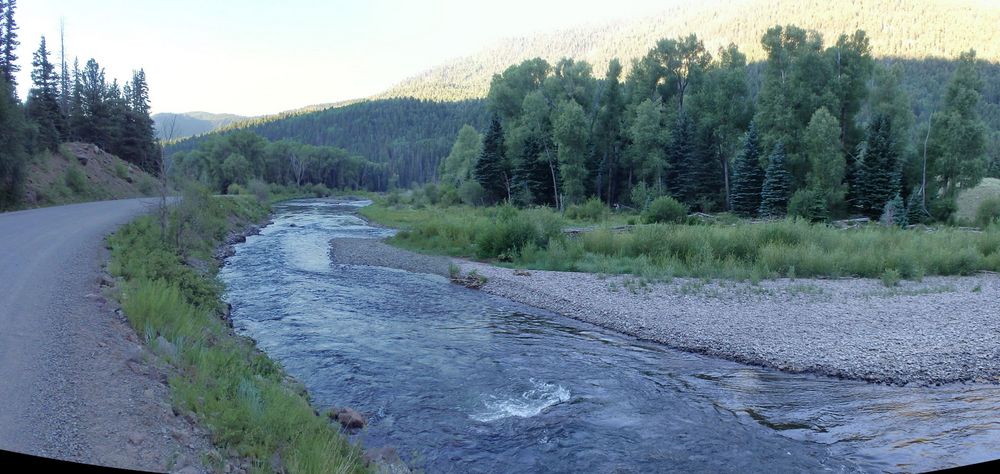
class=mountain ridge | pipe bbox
[375,0,1000,102]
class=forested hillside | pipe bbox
[0,0,160,210]
[166,99,488,188]
[378,0,1000,101]
[152,111,247,140]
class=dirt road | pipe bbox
[0,199,209,471]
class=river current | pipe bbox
[218,199,1000,473]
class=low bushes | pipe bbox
[642,196,687,224]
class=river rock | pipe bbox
[328,407,366,430]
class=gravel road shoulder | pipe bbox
[330,235,1000,385]
[0,199,214,472]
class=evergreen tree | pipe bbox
[669,112,702,205]
[905,188,928,224]
[0,0,19,92]
[512,134,554,206]
[853,114,900,218]
[474,115,509,204]
[759,142,792,218]
[26,36,65,151]
[881,193,907,227]
[122,69,159,173]
[730,123,765,216]
[0,75,26,209]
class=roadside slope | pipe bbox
[0,199,209,470]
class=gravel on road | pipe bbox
[0,199,212,471]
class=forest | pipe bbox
[168,131,389,194]
[440,26,996,224]
[0,0,159,210]
[164,99,488,189]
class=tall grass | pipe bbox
[108,185,368,473]
[364,202,1000,281]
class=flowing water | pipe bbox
[219,199,1000,473]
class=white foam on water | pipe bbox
[471,379,571,423]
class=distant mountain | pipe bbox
[166,0,1000,187]
[153,112,248,141]
[376,0,1000,101]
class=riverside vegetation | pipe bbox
[362,199,1000,283]
[107,185,368,473]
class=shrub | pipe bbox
[247,179,269,204]
[881,268,902,287]
[787,189,828,222]
[630,182,659,211]
[137,176,157,195]
[226,183,246,195]
[975,197,1000,228]
[64,167,88,194]
[439,184,461,206]
[475,205,540,260]
[459,180,485,206]
[565,197,608,221]
[422,183,440,206]
[643,196,688,224]
[311,183,331,197]
[114,162,129,180]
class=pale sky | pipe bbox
[14,0,669,116]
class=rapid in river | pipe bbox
[219,199,1000,473]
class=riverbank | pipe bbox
[108,190,369,472]
[330,236,1000,386]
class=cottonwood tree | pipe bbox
[439,124,481,187]
[926,50,988,215]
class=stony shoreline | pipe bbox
[329,236,1000,386]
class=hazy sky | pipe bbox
[15,0,669,116]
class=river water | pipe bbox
[219,199,1000,473]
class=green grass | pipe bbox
[957,177,1000,224]
[108,185,368,474]
[363,201,1000,281]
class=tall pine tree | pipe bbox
[730,123,765,217]
[0,75,26,209]
[759,142,792,218]
[0,0,19,93]
[853,114,900,218]
[474,115,510,204]
[26,36,65,151]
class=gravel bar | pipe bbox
[330,237,1000,386]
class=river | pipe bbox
[218,199,1000,473]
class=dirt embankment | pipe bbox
[22,142,159,207]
